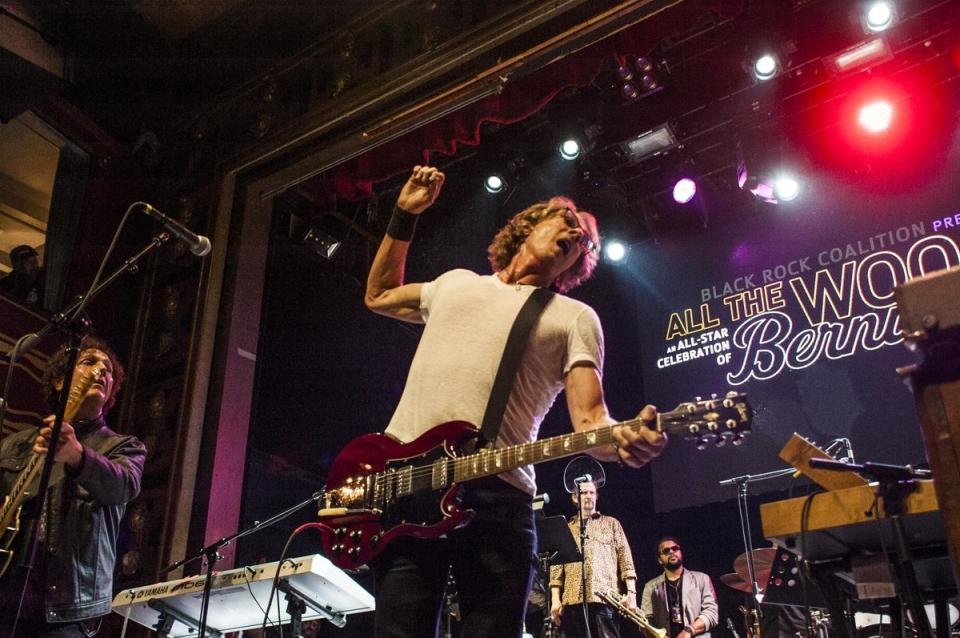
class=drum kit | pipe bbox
[720,549,959,638]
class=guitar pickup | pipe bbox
[431,458,450,490]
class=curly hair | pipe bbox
[486,197,601,293]
[41,336,125,415]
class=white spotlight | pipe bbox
[559,139,581,160]
[753,54,779,81]
[672,178,697,204]
[774,175,800,202]
[484,174,505,194]
[604,240,627,263]
[859,100,894,133]
[864,1,895,33]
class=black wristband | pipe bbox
[386,206,419,241]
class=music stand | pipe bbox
[536,515,582,566]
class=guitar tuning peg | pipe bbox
[694,396,702,402]
[725,419,737,430]
[687,423,701,434]
[732,434,745,446]
[722,397,734,408]
[711,393,717,399]
[707,422,719,432]
[696,438,709,451]
[714,438,727,448]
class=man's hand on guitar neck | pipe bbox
[565,366,666,468]
[613,405,666,468]
[34,416,85,470]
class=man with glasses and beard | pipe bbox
[641,538,718,638]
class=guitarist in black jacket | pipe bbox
[0,337,145,637]
[364,166,666,638]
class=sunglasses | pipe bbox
[558,208,598,255]
[659,546,682,555]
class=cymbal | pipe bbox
[720,573,752,593]
[733,548,776,589]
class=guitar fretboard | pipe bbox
[452,417,645,482]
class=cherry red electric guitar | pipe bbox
[315,392,752,569]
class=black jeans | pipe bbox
[373,476,537,638]
[559,603,621,638]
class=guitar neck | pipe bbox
[452,415,658,483]
[0,370,93,529]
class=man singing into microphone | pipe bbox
[365,165,667,637]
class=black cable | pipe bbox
[242,566,271,623]
[261,548,299,637]
[869,492,894,637]
[799,488,824,638]
[260,521,329,636]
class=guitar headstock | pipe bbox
[663,391,753,449]
[64,367,99,422]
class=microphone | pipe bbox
[533,492,550,511]
[140,202,212,256]
[573,474,592,484]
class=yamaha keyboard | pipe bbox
[112,554,374,636]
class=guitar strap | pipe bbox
[477,287,554,449]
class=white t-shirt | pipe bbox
[384,269,604,494]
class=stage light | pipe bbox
[621,124,677,162]
[864,1,895,33]
[616,55,662,103]
[824,37,893,75]
[604,240,627,263]
[559,139,581,160]
[621,83,640,101]
[753,54,779,81]
[484,174,505,193]
[774,175,800,202]
[858,99,894,133]
[672,178,697,204]
[304,227,342,260]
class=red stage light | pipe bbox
[838,79,911,151]
[797,66,950,193]
[858,100,894,133]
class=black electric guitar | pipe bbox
[315,392,753,569]
[0,368,97,579]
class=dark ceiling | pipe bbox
[6,0,960,268]
[283,0,960,284]
[7,1,383,139]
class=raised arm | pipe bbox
[365,165,445,322]
[564,364,667,468]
